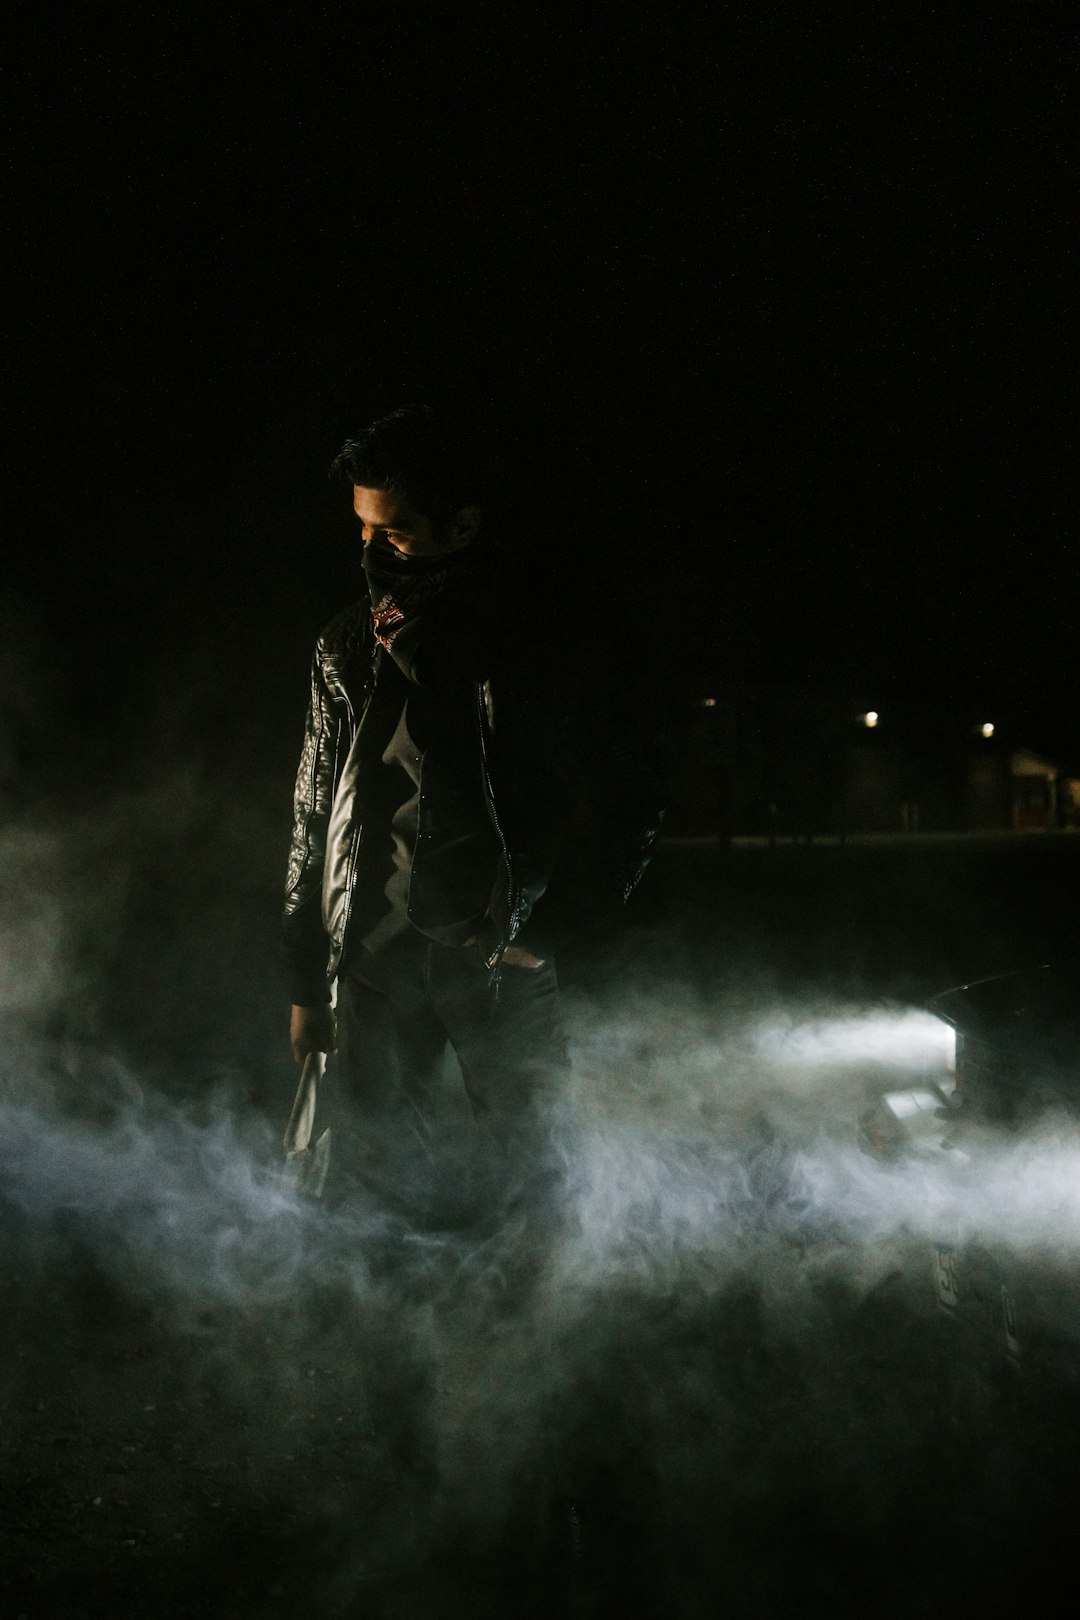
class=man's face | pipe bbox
[352,485,478,559]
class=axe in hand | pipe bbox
[283,1050,332,1196]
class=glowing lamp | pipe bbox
[981,722,995,738]
[862,711,879,728]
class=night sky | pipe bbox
[6,8,1074,769]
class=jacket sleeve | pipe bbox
[281,646,346,1006]
[515,695,666,957]
[494,654,667,959]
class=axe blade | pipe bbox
[282,1051,331,1197]
[284,1050,326,1155]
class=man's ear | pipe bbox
[451,505,482,546]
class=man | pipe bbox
[283,405,663,1225]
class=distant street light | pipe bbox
[981,722,995,738]
[700,697,717,708]
[862,711,879,728]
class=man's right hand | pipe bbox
[290,1003,337,1065]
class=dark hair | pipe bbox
[330,404,482,521]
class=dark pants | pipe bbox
[329,933,569,1227]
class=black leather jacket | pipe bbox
[282,546,665,1006]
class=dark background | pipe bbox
[3,13,1080,1615]
[5,6,1074,777]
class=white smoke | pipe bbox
[4,984,1079,1320]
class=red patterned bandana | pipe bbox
[371,594,406,649]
